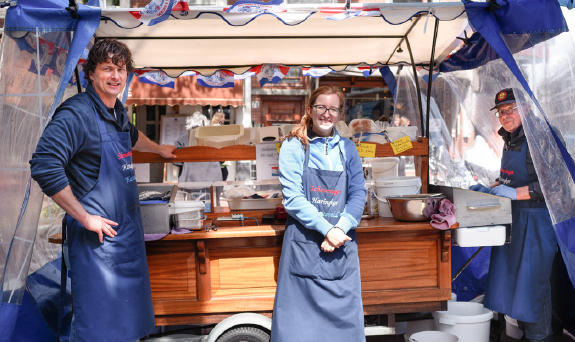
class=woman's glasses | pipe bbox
[312,105,341,116]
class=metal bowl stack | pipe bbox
[386,194,445,222]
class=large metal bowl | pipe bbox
[386,194,445,222]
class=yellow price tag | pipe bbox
[356,143,376,158]
[275,143,281,154]
[390,136,413,155]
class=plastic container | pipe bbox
[372,177,421,217]
[370,157,399,180]
[432,302,494,342]
[172,212,206,230]
[228,197,283,211]
[242,127,258,145]
[405,320,434,342]
[195,125,244,148]
[386,126,418,141]
[167,201,205,216]
[258,126,280,143]
[409,331,459,342]
[453,226,506,247]
[505,315,523,339]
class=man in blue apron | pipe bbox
[471,89,557,342]
[30,39,177,342]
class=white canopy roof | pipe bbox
[97,3,468,77]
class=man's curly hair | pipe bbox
[83,38,135,82]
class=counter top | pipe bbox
[149,217,457,241]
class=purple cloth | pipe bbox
[430,199,457,230]
[144,228,194,241]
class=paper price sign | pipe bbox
[275,143,281,154]
[390,136,413,155]
[356,143,376,158]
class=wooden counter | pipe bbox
[145,217,453,326]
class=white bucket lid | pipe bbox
[432,302,494,324]
[409,331,459,342]
[374,176,422,186]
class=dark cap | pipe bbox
[491,88,516,110]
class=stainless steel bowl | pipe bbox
[386,194,445,222]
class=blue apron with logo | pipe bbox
[271,142,365,342]
[484,140,558,323]
[64,102,155,341]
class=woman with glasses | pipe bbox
[271,86,367,342]
[469,88,558,342]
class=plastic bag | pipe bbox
[185,111,210,130]
[336,121,353,138]
[349,119,377,134]
[226,186,256,199]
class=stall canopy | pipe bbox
[2,0,575,341]
[127,78,244,107]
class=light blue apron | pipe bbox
[271,142,365,342]
[484,139,557,323]
[63,101,155,341]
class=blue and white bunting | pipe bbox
[302,67,334,78]
[225,0,285,14]
[251,64,290,86]
[323,8,380,21]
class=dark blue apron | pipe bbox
[64,102,155,341]
[484,139,558,323]
[271,142,365,342]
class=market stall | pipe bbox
[2,0,575,341]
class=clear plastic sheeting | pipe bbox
[502,32,575,227]
[0,30,75,306]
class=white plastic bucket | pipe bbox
[409,331,459,342]
[373,177,421,217]
[432,302,493,342]
[370,157,399,180]
[405,319,434,342]
[504,315,523,339]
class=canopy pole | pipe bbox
[426,18,440,139]
[404,36,424,134]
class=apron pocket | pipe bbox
[289,239,320,278]
[101,222,142,266]
[319,245,348,280]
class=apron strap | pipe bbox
[57,215,68,342]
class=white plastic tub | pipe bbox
[228,197,283,211]
[505,315,523,339]
[258,126,280,143]
[409,331,459,342]
[454,225,506,247]
[370,157,399,180]
[195,125,244,148]
[386,126,418,141]
[373,177,421,217]
[432,302,493,342]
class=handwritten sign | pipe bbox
[355,143,376,158]
[275,143,281,154]
[256,144,280,180]
[390,136,413,155]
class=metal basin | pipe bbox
[386,194,445,222]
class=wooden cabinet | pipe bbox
[145,218,453,326]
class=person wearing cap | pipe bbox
[469,88,557,342]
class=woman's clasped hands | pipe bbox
[321,227,352,252]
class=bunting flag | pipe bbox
[77,47,90,65]
[251,64,290,86]
[225,0,285,14]
[358,66,375,78]
[234,71,256,80]
[137,70,177,88]
[197,70,235,88]
[322,8,380,21]
[302,67,334,78]
[130,0,189,26]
